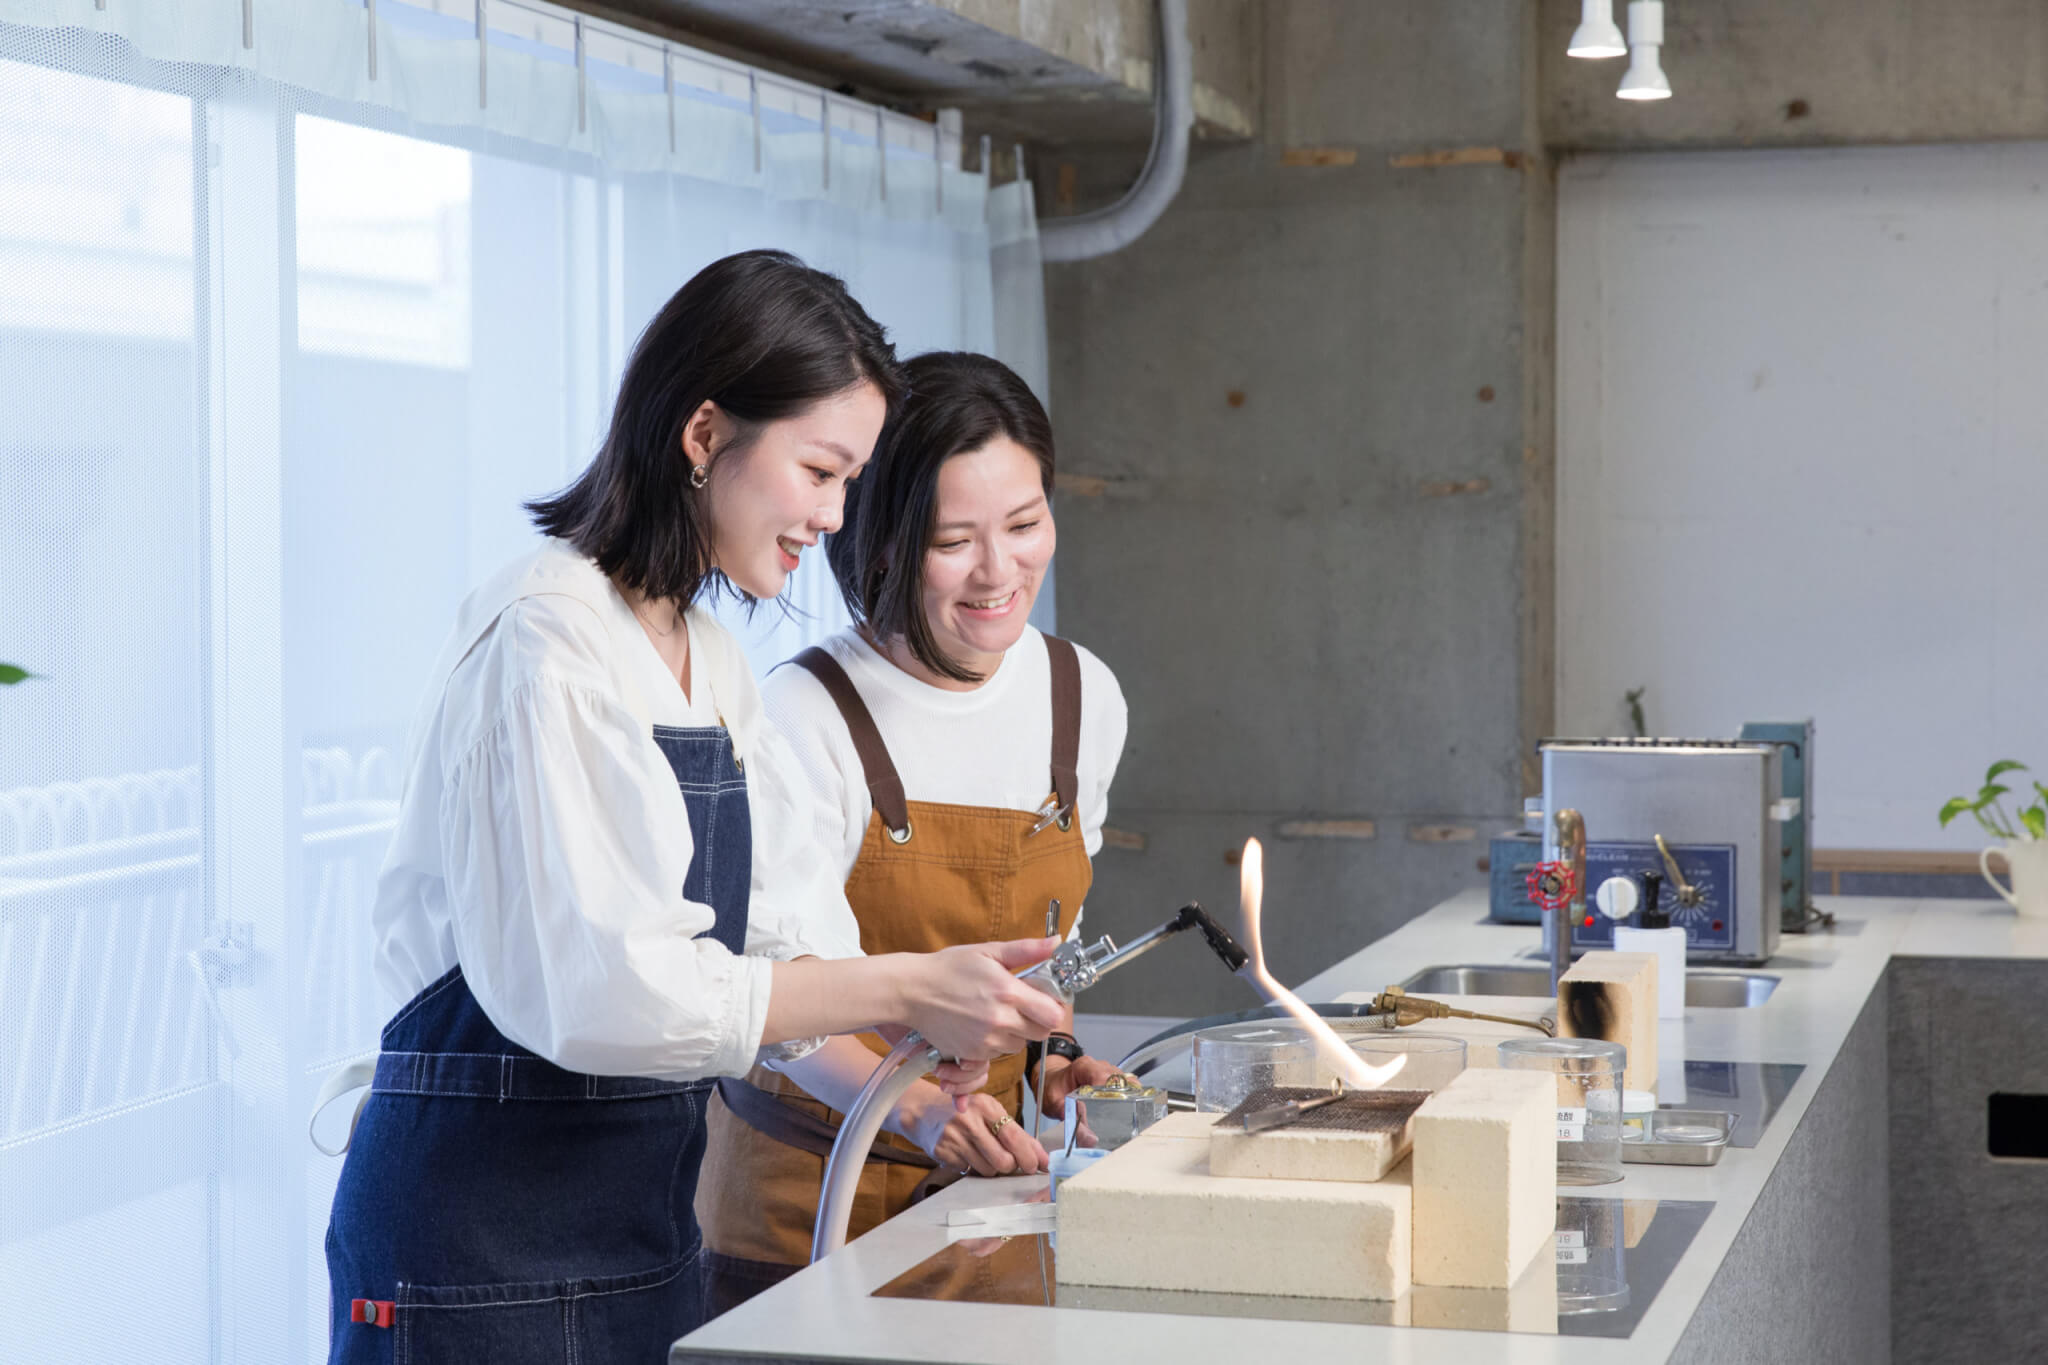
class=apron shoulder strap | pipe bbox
[791,647,911,839]
[1043,633,1082,817]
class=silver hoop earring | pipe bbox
[689,463,710,490]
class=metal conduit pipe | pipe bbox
[1036,0,1192,263]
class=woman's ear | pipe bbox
[679,399,727,475]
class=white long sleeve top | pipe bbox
[761,626,1128,900]
[371,541,864,1082]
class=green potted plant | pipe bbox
[1940,761,2048,918]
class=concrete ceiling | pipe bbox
[571,0,1256,148]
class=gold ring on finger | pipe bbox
[986,1114,1012,1136]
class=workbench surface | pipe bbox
[672,892,2048,1364]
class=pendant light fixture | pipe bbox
[1617,1,1672,100]
[1568,0,1627,59]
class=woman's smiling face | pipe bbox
[914,436,1054,681]
[698,382,887,600]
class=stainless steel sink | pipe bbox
[1397,963,1780,1008]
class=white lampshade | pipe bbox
[1617,1,1672,100]
[1568,0,1627,59]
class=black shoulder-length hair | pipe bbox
[527,249,901,606]
[828,350,1054,683]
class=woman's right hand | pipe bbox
[895,938,1066,1061]
[902,1084,1049,1176]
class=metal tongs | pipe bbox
[1027,796,1072,837]
[1239,1080,1347,1133]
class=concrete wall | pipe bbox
[1047,1,1554,1014]
[1044,0,2048,1013]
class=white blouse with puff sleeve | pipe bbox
[370,541,863,1082]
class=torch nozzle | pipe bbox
[1174,902,1250,974]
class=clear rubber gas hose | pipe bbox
[811,1032,940,1262]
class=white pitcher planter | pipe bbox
[1979,839,2048,919]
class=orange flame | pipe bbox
[1239,836,1406,1090]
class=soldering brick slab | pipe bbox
[1558,949,1658,1094]
[1057,1113,1412,1301]
[1411,1068,1556,1289]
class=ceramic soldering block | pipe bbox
[1558,950,1659,1094]
[1057,1112,1413,1301]
[1411,1068,1556,1289]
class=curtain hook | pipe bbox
[242,0,253,50]
[1013,141,1025,185]
[821,93,831,191]
[574,14,587,135]
[366,0,378,82]
[749,70,761,173]
[876,106,887,203]
[933,120,943,212]
[663,48,676,155]
[476,0,488,109]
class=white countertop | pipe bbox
[673,893,2048,1364]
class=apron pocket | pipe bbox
[394,1252,701,1365]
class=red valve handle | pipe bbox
[1526,860,1577,912]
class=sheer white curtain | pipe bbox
[0,5,1044,1362]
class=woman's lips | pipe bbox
[959,590,1018,618]
[776,536,804,572]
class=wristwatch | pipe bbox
[1026,1031,1086,1077]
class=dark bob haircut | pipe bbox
[828,350,1054,683]
[528,249,900,606]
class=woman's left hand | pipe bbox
[931,1058,990,1095]
[1035,1054,1126,1118]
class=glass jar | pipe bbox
[1190,1022,1320,1112]
[1346,1032,1469,1092]
[1499,1036,1627,1185]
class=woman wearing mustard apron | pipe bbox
[323,259,1066,1364]
[695,351,1130,1311]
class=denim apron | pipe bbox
[325,720,750,1364]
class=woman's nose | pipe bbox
[977,537,1013,581]
[812,487,845,534]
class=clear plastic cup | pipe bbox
[1346,1033,1469,1092]
[1499,1037,1627,1185]
[1190,1022,1320,1112]
[1048,1146,1110,1201]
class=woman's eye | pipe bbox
[934,539,968,551]
[808,467,835,484]
[1011,520,1040,533]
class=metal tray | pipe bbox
[1621,1108,1733,1165]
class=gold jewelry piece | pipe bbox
[985,1114,1012,1136]
[689,462,709,489]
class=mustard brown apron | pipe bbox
[693,636,1091,1315]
